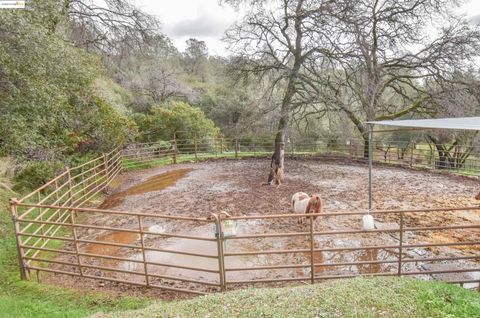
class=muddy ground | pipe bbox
[43,157,480,299]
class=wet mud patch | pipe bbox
[99,168,192,209]
[44,159,480,298]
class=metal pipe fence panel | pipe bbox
[9,138,480,295]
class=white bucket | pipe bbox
[362,214,375,230]
[223,220,237,238]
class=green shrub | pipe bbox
[132,101,220,142]
[13,161,64,192]
[0,157,15,192]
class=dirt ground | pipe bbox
[43,157,480,299]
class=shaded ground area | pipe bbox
[44,158,480,298]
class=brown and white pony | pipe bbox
[291,192,323,223]
[476,191,480,201]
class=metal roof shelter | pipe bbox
[367,117,480,131]
[365,117,480,211]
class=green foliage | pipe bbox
[183,38,208,77]
[0,21,135,157]
[12,161,64,193]
[0,3,137,190]
[94,77,133,115]
[0,158,15,192]
[132,101,220,142]
[197,84,254,136]
[71,96,137,153]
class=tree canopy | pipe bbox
[1,0,479,188]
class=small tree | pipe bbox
[131,101,220,142]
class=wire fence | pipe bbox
[9,137,480,295]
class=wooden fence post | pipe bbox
[431,146,436,169]
[194,136,198,162]
[235,139,239,158]
[173,135,177,164]
[220,138,224,155]
[410,143,415,168]
[349,140,353,160]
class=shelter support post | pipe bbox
[368,124,374,211]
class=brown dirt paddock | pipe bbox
[42,157,480,299]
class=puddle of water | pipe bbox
[356,248,381,274]
[85,231,139,256]
[121,226,268,283]
[296,241,385,276]
[296,250,325,276]
[99,168,192,209]
[463,272,480,290]
[144,239,220,282]
[148,224,166,234]
[84,224,165,258]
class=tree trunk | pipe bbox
[265,0,304,185]
[267,71,299,185]
[338,108,369,159]
[268,120,287,185]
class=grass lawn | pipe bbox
[93,277,480,318]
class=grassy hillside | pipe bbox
[92,277,480,318]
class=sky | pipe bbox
[136,0,242,56]
[137,0,480,57]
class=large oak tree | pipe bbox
[225,0,338,184]
[317,0,480,156]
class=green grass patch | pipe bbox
[121,152,272,171]
[95,277,480,318]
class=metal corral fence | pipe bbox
[9,137,480,295]
[122,137,480,177]
[10,148,123,279]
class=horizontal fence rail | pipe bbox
[122,137,480,178]
[11,202,480,293]
[9,136,480,295]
